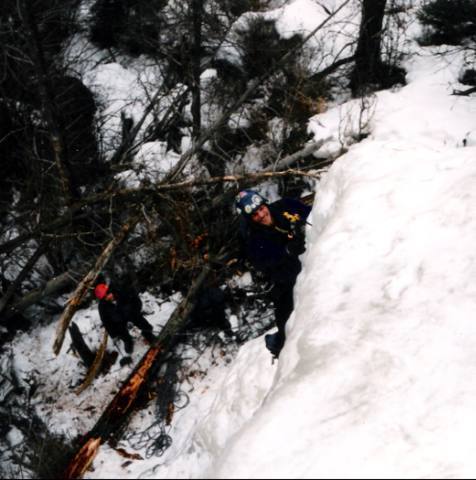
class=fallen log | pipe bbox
[69,322,95,369]
[63,264,212,479]
[75,330,109,395]
[2,271,77,322]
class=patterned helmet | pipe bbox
[235,190,267,216]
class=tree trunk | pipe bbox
[1,271,77,323]
[75,329,109,395]
[351,0,387,96]
[191,0,203,139]
[0,242,48,315]
[20,0,80,204]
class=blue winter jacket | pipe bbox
[240,197,311,285]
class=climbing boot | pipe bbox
[265,333,284,358]
[123,335,134,354]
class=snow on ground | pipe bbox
[4,1,476,478]
[83,37,476,480]
[203,32,476,480]
[217,0,358,73]
[89,337,275,480]
[9,292,183,437]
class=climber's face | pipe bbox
[105,292,115,302]
[252,204,273,226]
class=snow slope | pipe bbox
[91,32,476,480]
[204,43,476,480]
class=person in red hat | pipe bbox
[94,280,156,354]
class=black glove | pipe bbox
[286,231,306,257]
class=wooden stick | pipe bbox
[75,330,109,395]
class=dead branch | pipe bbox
[69,322,95,369]
[163,0,352,183]
[75,163,328,202]
[0,212,89,256]
[267,138,330,171]
[2,271,77,322]
[0,140,330,259]
[0,242,48,315]
[453,86,476,96]
[53,216,140,356]
[309,54,355,83]
[75,329,109,395]
[153,167,328,192]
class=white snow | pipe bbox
[88,28,476,478]
[4,1,476,479]
[216,0,358,74]
[83,62,164,154]
[208,143,476,479]
[202,20,476,480]
[115,142,182,188]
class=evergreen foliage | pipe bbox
[417,0,476,45]
[89,0,128,50]
[236,17,303,80]
[90,0,168,55]
[221,0,271,17]
[0,0,100,214]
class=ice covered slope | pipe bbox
[205,50,476,479]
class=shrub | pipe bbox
[460,68,476,85]
[90,0,167,55]
[417,0,476,45]
[236,17,303,80]
[221,0,272,17]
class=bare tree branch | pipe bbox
[453,86,476,96]
[267,137,330,171]
[75,329,109,395]
[163,0,352,183]
[0,242,48,315]
[2,271,78,321]
[0,140,329,257]
[53,215,140,356]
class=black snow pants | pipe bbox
[120,303,154,335]
[270,279,296,352]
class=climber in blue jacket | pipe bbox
[235,189,311,358]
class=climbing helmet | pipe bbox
[235,190,267,217]
[94,283,109,300]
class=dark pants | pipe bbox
[99,300,153,353]
[101,315,134,353]
[119,304,154,335]
[270,280,295,351]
